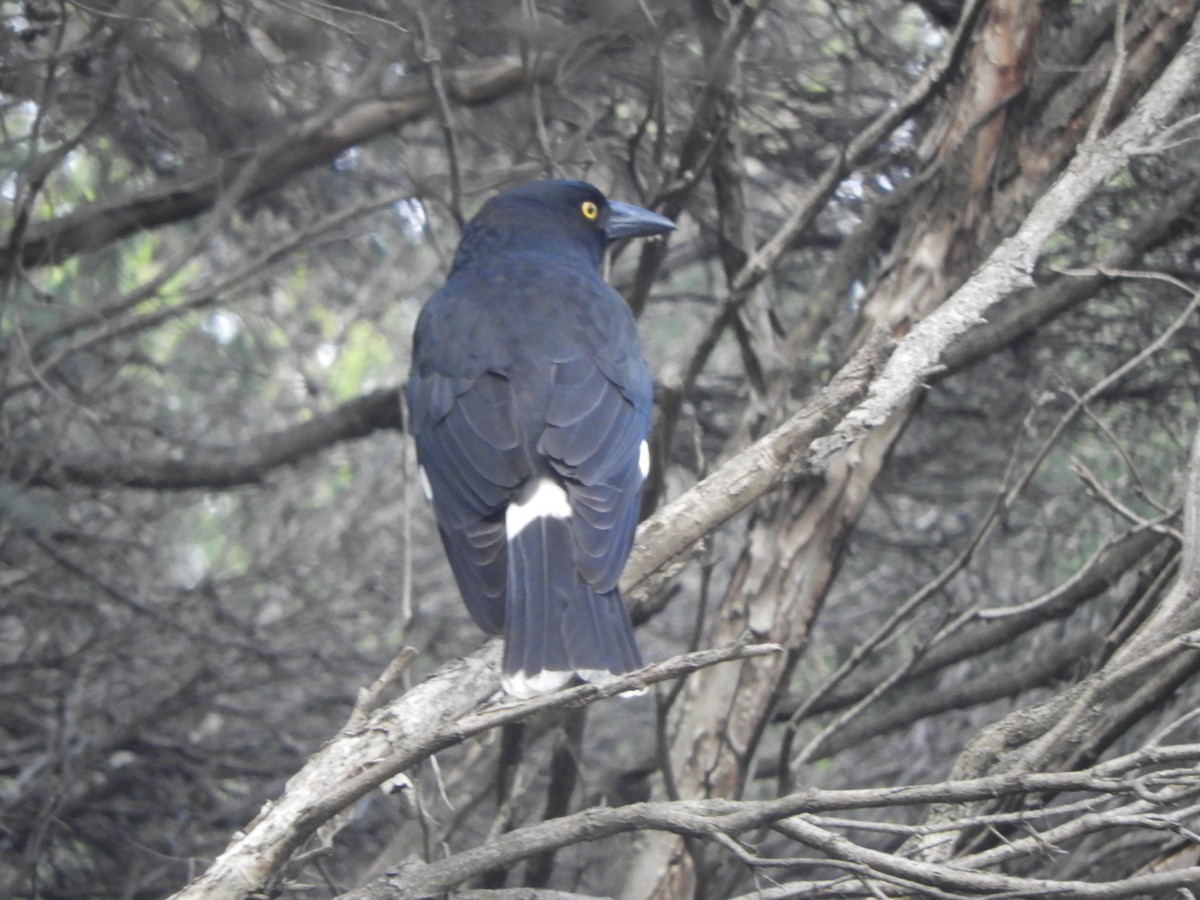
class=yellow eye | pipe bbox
[580,200,599,221]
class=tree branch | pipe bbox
[0,54,554,278]
[778,524,1172,720]
[936,173,1200,378]
[811,12,1200,462]
[624,330,891,597]
[167,640,780,900]
[9,387,404,490]
[339,741,1200,899]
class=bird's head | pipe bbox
[454,180,675,272]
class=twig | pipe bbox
[1070,455,1181,540]
[347,648,420,731]
[411,6,465,228]
[1084,0,1129,144]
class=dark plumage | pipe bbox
[406,180,674,697]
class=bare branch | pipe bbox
[167,640,780,900]
[8,387,404,489]
[625,330,890,594]
[0,54,554,278]
[811,14,1200,461]
[338,741,1200,899]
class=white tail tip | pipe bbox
[502,669,574,698]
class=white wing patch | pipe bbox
[505,477,572,537]
[639,440,650,478]
[419,465,433,501]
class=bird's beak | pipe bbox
[604,201,676,241]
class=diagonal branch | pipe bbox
[810,11,1200,462]
[166,640,780,900]
[625,329,891,597]
[0,54,555,278]
[645,0,984,504]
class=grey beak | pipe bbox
[604,200,676,241]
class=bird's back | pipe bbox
[406,179,671,697]
[410,251,650,453]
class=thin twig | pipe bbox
[1084,0,1129,144]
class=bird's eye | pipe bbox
[580,200,599,221]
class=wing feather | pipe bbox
[413,371,529,631]
[545,358,608,427]
[539,358,650,593]
[436,518,506,634]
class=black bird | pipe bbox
[406,180,674,697]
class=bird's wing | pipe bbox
[408,370,529,633]
[539,351,651,593]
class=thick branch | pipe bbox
[8,388,404,490]
[812,12,1200,460]
[938,173,1200,377]
[625,330,891,596]
[0,55,548,277]
[167,641,780,900]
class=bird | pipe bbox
[405,179,674,698]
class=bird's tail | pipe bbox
[502,510,643,699]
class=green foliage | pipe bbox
[329,320,395,401]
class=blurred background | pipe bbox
[3,1,1200,896]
